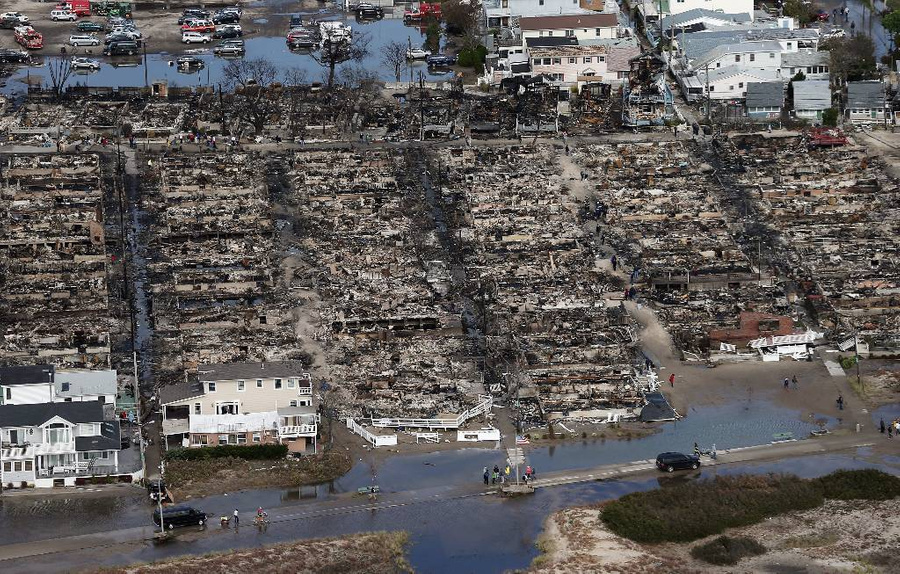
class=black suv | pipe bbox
[213,11,240,24]
[152,505,207,529]
[655,452,700,473]
[178,9,210,24]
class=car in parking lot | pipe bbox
[212,11,240,24]
[2,12,29,23]
[76,20,104,32]
[104,33,133,45]
[50,10,77,21]
[71,56,100,70]
[182,19,215,33]
[213,24,242,39]
[213,39,244,55]
[108,27,141,39]
[178,9,210,24]
[69,34,99,46]
[655,452,700,473]
[182,31,211,44]
[103,40,139,56]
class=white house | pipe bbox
[0,365,117,406]
[160,361,319,453]
[530,44,611,86]
[792,80,831,122]
[639,0,754,23]
[0,401,121,487]
[519,13,619,42]
[781,50,830,82]
[846,81,889,125]
[484,0,593,28]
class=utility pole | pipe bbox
[143,39,148,88]
[705,63,711,122]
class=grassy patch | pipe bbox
[690,536,766,566]
[601,470,900,544]
[601,474,823,543]
[782,532,839,549]
[814,469,900,501]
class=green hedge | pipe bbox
[165,444,288,461]
[601,470,900,544]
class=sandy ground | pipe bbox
[0,0,311,55]
[97,530,411,573]
[530,498,900,574]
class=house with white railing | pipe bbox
[0,401,121,487]
[160,361,319,453]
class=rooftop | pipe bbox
[745,81,784,108]
[0,365,55,386]
[519,13,618,31]
[197,361,308,382]
[0,401,106,427]
[847,81,885,108]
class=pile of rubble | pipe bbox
[0,153,119,367]
[141,153,298,380]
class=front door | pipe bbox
[9,429,19,444]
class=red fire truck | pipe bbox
[403,2,442,23]
[14,25,44,49]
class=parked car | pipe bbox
[212,11,240,24]
[353,3,384,19]
[104,33,132,44]
[2,12,30,24]
[0,16,21,28]
[406,47,430,60]
[102,40,139,55]
[69,34,99,46]
[108,27,140,39]
[213,26,242,39]
[50,10,77,21]
[655,452,700,473]
[182,20,214,33]
[182,31,211,44]
[213,38,244,55]
[76,20,104,32]
[71,56,100,70]
[152,505,207,529]
[426,54,456,67]
[175,55,204,69]
[0,48,30,63]
[220,6,242,17]
[178,8,209,24]
[289,14,303,28]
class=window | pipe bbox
[543,58,551,65]
[78,423,96,436]
[709,86,715,91]
[199,435,208,445]
[237,380,245,391]
[565,29,573,37]
[539,0,543,4]
[218,434,229,445]
[738,82,744,88]
[552,57,561,65]
[4,388,10,400]
[252,433,261,443]
[598,55,606,62]
[2,462,9,472]
[256,379,263,388]
[216,402,239,415]
[194,402,201,415]
[24,460,32,471]
[98,396,105,404]
[46,424,70,445]
[288,378,296,389]
[13,461,21,472]
[533,58,540,65]
[716,62,721,68]
[729,85,734,91]
[275,379,282,390]
[61,382,70,392]
[787,42,792,48]
[595,28,603,35]
[583,57,592,64]
[735,55,741,62]
[208,382,216,392]
[770,52,775,59]
[749,53,755,62]
[237,433,247,444]
[290,400,298,407]
[568,57,576,64]
[547,30,553,37]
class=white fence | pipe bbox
[346,418,398,447]
[371,395,493,430]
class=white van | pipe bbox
[50,10,77,21]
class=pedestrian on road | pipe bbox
[880,418,886,434]
[669,373,675,388]
[783,378,790,390]
[483,470,489,485]
[693,442,700,457]
[792,375,799,390]
[837,395,844,410]
[233,509,239,527]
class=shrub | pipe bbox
[822,107,839,127]
[601,474,823,543]
[814,469,900,501]
[691,536,766,565]
[165,443,288,461]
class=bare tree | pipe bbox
[312,32,370,90]
[46,55,73,99]
[221,58,280,135]
[284,67,309,138]
[381,40,407,83]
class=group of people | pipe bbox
[879,418,900,438]
[221,507,268,528]
[781,375,800,390]
[483,463,535,486]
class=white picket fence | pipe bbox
[346,418,397,447]
[371,395,493,430]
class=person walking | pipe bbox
[791,375,799,390]
[888,425,893,439]
[693,442,701,457]
[837,395,844,410]
[880,418,886,434]
[233,509,239,527]
[783,378,790,390]
[669,373,675,388]
[611,255,618,272]
[483,469,489,485]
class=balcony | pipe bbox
[279,424,317,438]
[297,386,313,396]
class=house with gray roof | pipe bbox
[781,50,830,81]
[1,365,117,406]
[0,401,121,487]
[846,81,888,124]
[745,82,784,119]
[792,80,831,122]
